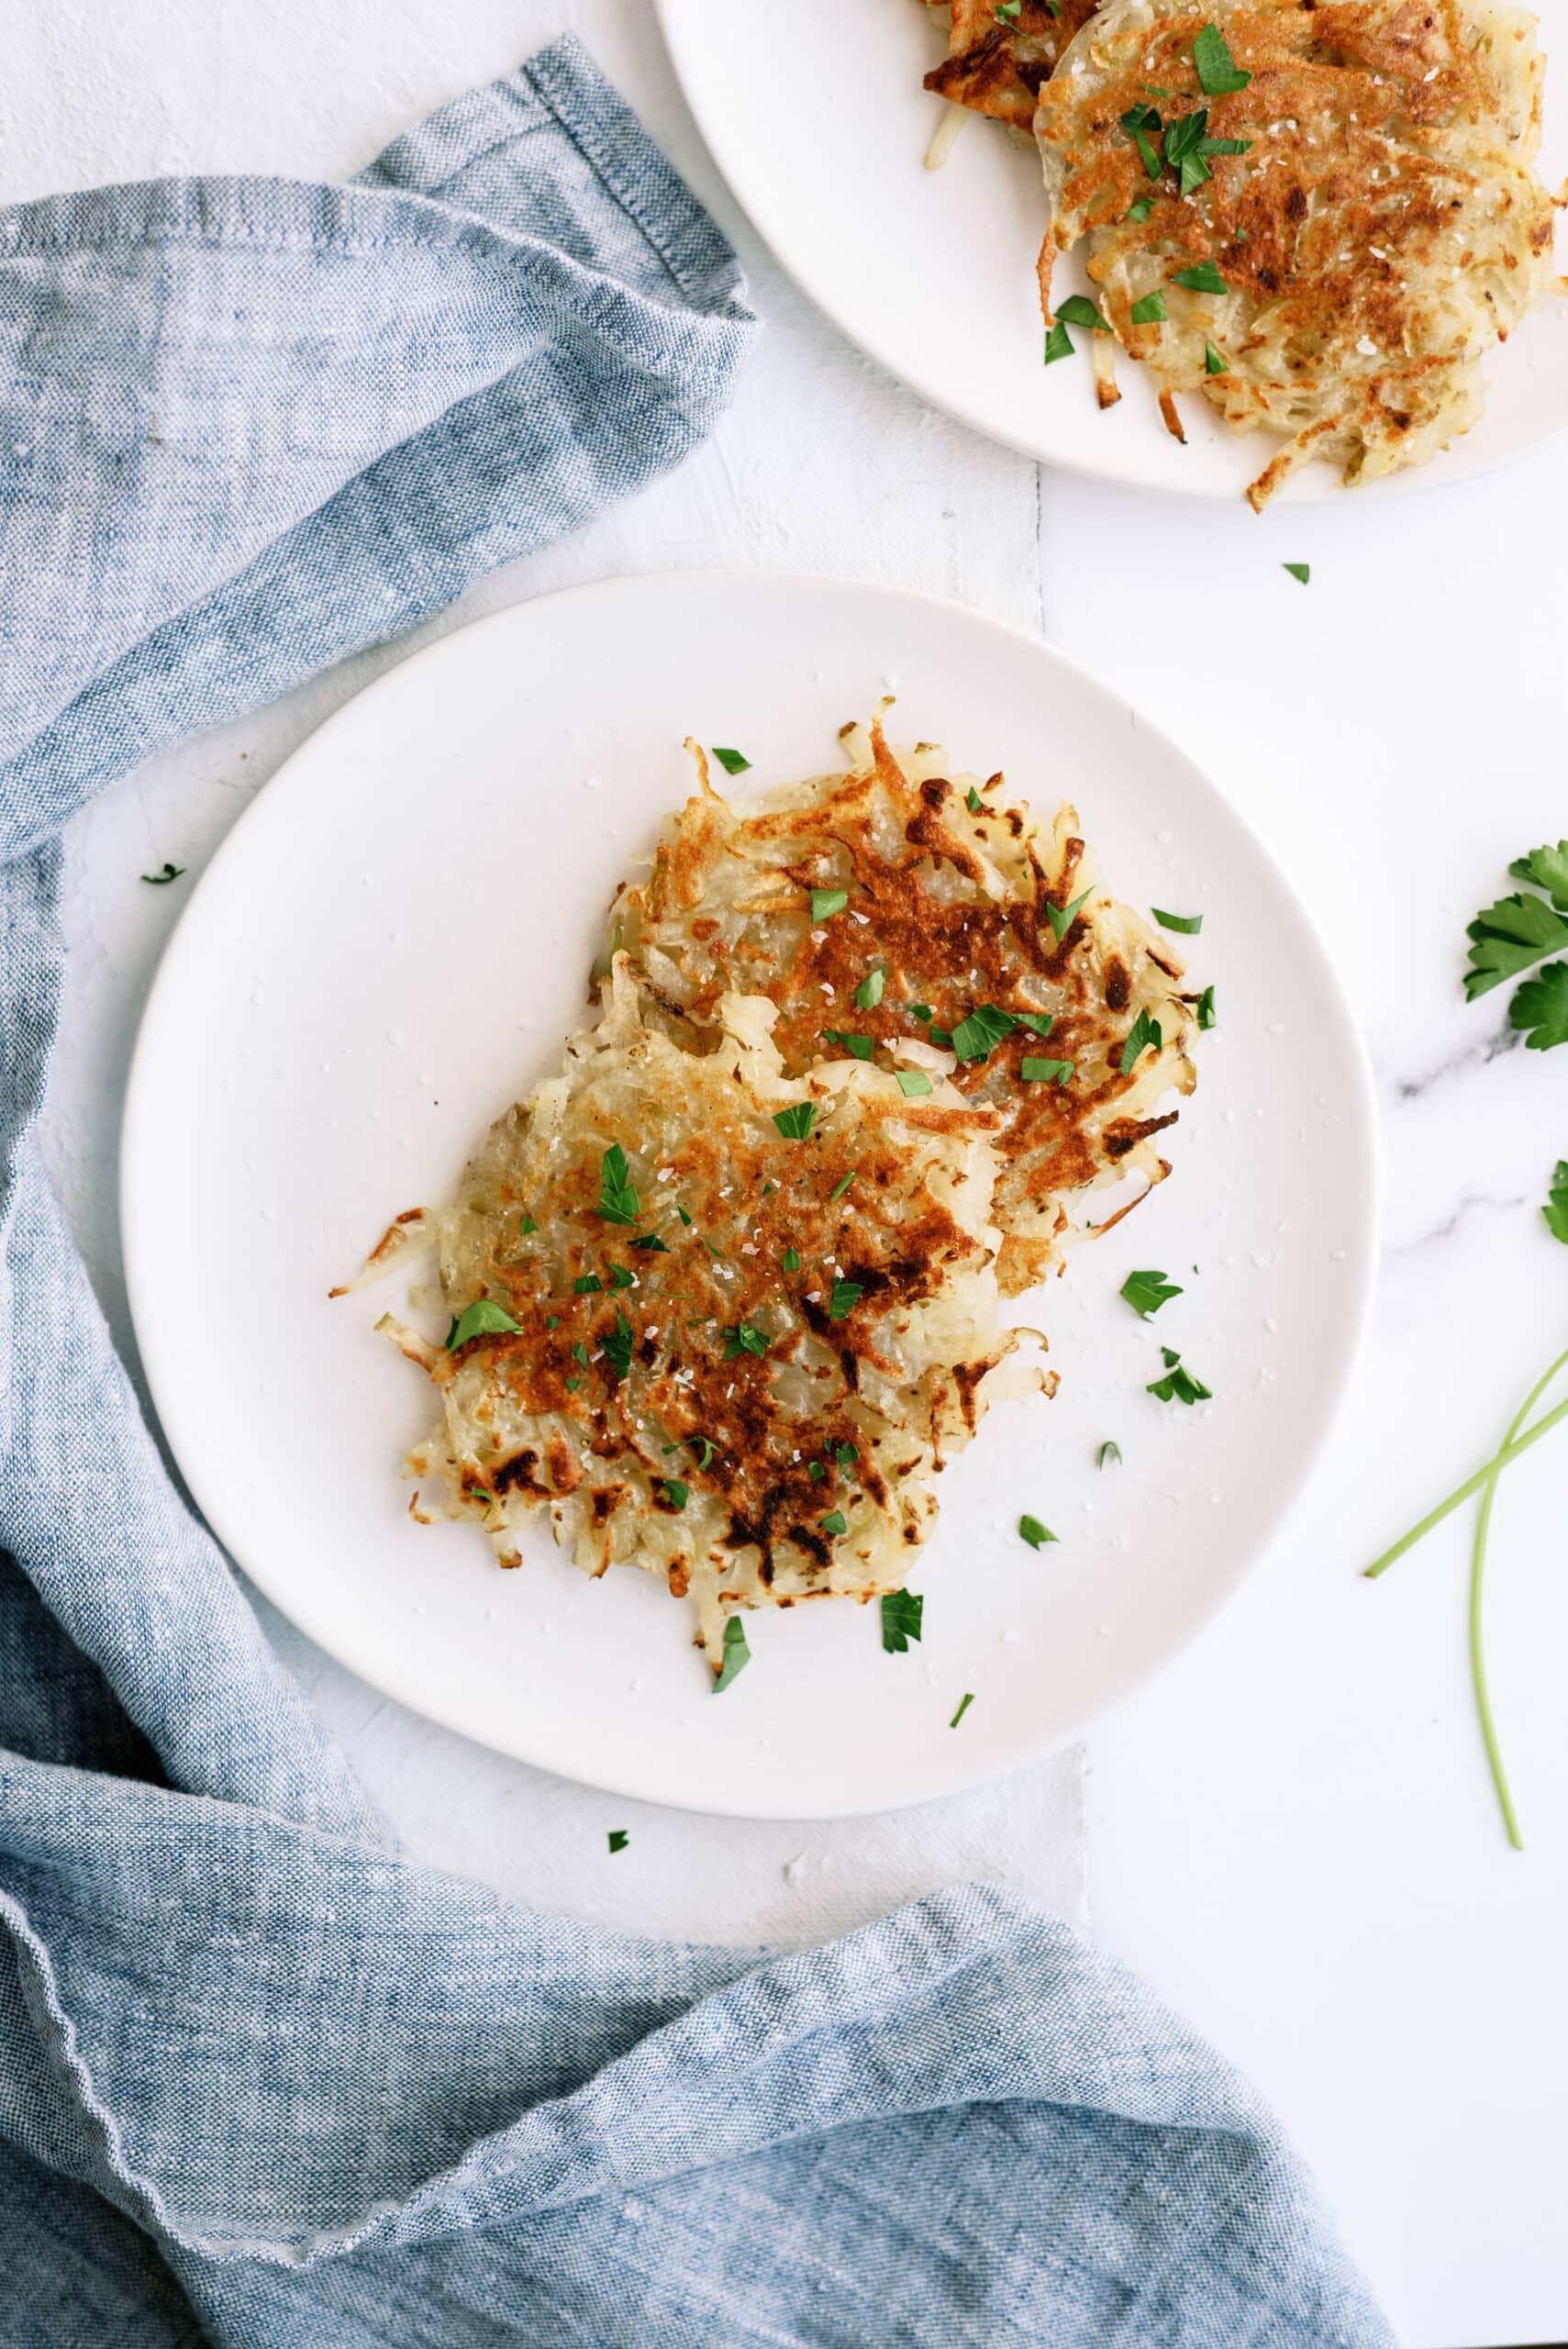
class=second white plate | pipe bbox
[658,0,1568,501]
[121,571,1375,1817]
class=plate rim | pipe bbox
[119,566,1381,1817]
[654,0,1568,502]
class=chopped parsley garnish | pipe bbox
[597,1143,640,1226]
[711,746,751,775]
[1128,195,1154,223]
[546,1314,560,1329]
[565,1376,582,1393]
[609,1264,636,1290]
[966,785,984,812]
[995,0,1021,19]
[928,1027,953,1048]
[1119,1008,1162,1074]
[662,1478,689,1509]
[895,1069,933,1097]
[725,1320,771,1359]
[782,1246,801,1272]
[809,887,849,921]
[1205,340,1229,375]
[1544,1162,1568,1244]
[602,1308,635,1380]
[829,1280,864,1320]
[1055,295,1106,332]
[701,1234,726,1259]
[951,1003,1016,1062]
[1152,907,1203,934]
[1120,103,1163,179]
[446,1298,522,1350]
[1148,1345,1212,1405]
[573,1274,603,1294]
[1173,262,1227,295]
[908,1004,934,1022]
[140,862,185,885]
[773,1101,818,1141]
[1193,20,1252,94]
[633,1232,670,1252]
[828,1172,856,1204]
[823,1029,874,1059]
[1283,562,1310,584]
[1197,985,1217,1029]
[689,1436,717,1469]
[607,1829,629,1854]
[950,1691,975,1729]
[1046,888,1091,941]
[1121,1267,1183,1319]
[882,1588,924,1652]
[835,1442,858,1468]
[820,1509,849,1537]
[1021,1057,1073,1085]
[1015,1011,1055,1037]
[1018,1515,1058,1550]
[1099,1440,1122,1469]
[1044,320,1073,366]
[1129,290,1167,326]
[518,1212,539,1235]
[713,1615,751,1694]
[1465,847,1568,1038]
[854,964,886,1010]
[467,1486,495,1508]
[676,1205,694,1226]
[573,1341,589,1368]
[809,1460,826,1481]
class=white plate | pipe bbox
[658,0,1568,500]
[122,571,1375,1818]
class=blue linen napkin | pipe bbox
[0,37,1395,2349]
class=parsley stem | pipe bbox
[1364,1375,1568,1578]
[1467,1342,1568,1850]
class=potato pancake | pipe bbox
[920,0,1098,126]
[1035,0,1561,503]
[371,962,1039,1667]
[603,712,1199,1297]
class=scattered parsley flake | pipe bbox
[701,1234,726,1260]
[1119,1008,1162,1074]
[828,1172,856,1204]
[713,1615,751,1694]
[951,1003,1017,1062]
[1098,1441,1122,1469]
[140,862,185,885]
[950,1691,975,1729]
[824,1028,875,1059]
[1020,1056,1073,1085]
[609,1264,636,1290]
[602,1308,635,1380]
[662,1478,689,1509]
[854,964,886,1011]
[690,1436,717,1469]
[518,1213,539,1235]
[1174,262,1228,295]
[725,1321,771,1360]
[1197,985,1218,1030]
[573,1274,603,1295]
[809,1460,826,1481]
[834,1442,857,1468]
[995,0,1022,18]
[597,1143,640,1226]
[1015,1011,1055,1038]
[446,1298,522,1350]
[909,1004,934,1022]
[1152,907,1203,934]
[633,1233,670,1252]
[1205,340,1229,375]
[882,1589,924,1652]
[820,1509,849,1537]
[607,1829,629,1854]
[1046,888,1091,942]
[546,1314,560,1330]
[1121,1268,1183,1319]
[1193,20,1252,94]
[829,1280,864,1320]
[895,1069,934,1097]
[1055,295,1106,332]
[782,1246,801,1272]
[1148,1345,1212,1405]
[677,1206,694,1226]
[1129,289,1167,326]
[1044,319,1074,366]
[810,887,849,921]
[565,1376,582,1392]
[1283,562,1310,584]
[711,746,751,775]
[1128,195,1154,223]
[1018,1514,1058,1550]
[573,1341,589,1368]
[773,1100,818,1141]
[966,785,984,812]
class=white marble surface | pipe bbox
[11,3,1568,2342]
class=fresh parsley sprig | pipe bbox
[882,1589,924,1652]
[1465,842,1568,1052]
